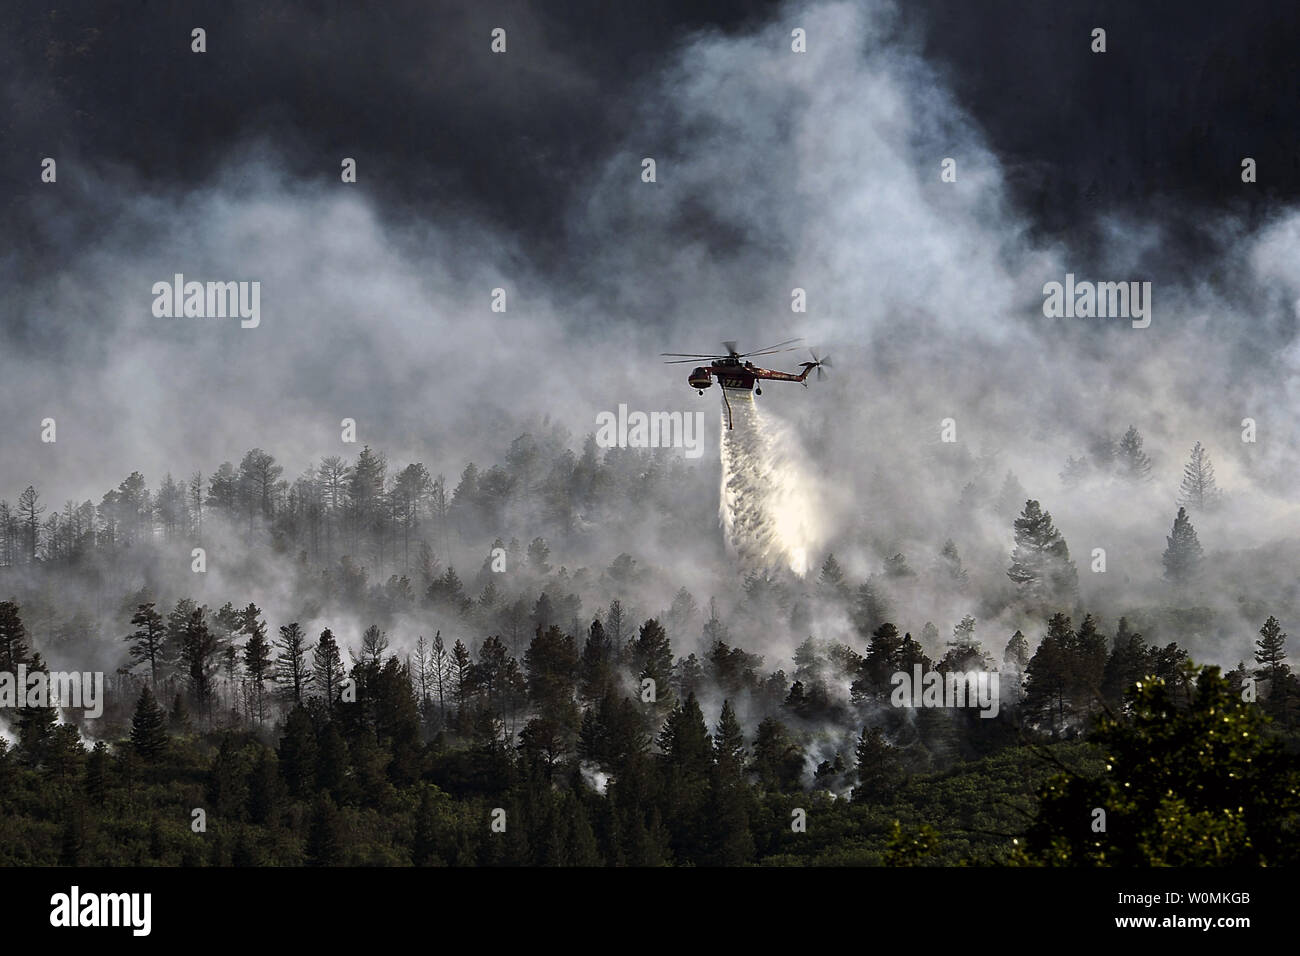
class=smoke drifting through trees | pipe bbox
[4,0,1300,867]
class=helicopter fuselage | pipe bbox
[687,358,814,392]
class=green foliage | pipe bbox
[129,685,168,762]
[1022,665,1300,865]
[0,564,1294,868]
[883,819,942,866]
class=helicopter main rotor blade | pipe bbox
[661,352,726,358]
[736,336,803,357]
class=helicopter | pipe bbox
[661,337,830,429]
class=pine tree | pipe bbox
[275,622,314,705]
[430,630,450,717]
[1177,441,1221,511]
[412,633,433,714]
[605,599,627,657]
[852,575,892,639]
[410,786,441,866]
[524,624,579,723]
[1072,613,1109,712]
[312,628,345,705]
[428,565,466,610]
[169,693,191,732]
[1002,629,1031,707]
[996,471,1028,517]
[1007,500,1078,607]
[751,717,804,792]
[348,445,386,557]
[247,750,282,825]
[315,723,348,798]
[527,536,552,575]
[667,586,699,638]
[687,596,720,646]
[60,813,83,866]
[277,706,318,798]
[1116,425,1153,481]
[84,741,109,802]
[567,797,604,866]
[531,592,555,633]
[17,486,43,561]
[16,652,57,764]
[940,615,989,672]
[883,553,915,578]
[241,604,272,722]
[212,602,241,684]
[713,700,746,778]
[656,693,712,776]
[0,600,31,671]
[818,553,849,601]
[179,607,219,720]
[359,623,389,666]
[130,685,168,761]
[1088,432,1116,472]
[126,603,168,685]
[1152,642,1194,707]
[854,725,903,802]
[1060,455,1091,488]
[936,540,968,592]
[1003,630,1030,671]
[631,619,674,708]
[305,796,345,866]
[1254,616,1293,725]
[579,618,612,700]
[950,615,976,647]
[1101,617,1151,708]
[164,598,199,670]
[897,632,930,672]
[451,639,473,728]
[1255,616,1288,681]
[708,699,754,865]
[1162,506,1204,586]
[1024,614,1075,735]
[853,622,904,703]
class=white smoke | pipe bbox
[579,761,611,794]
[718,388,823,576]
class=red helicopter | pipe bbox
[662,337,830,428]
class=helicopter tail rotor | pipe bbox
[809,349,832,381]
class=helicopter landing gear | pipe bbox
[698,389,704,395]
[755,386,762,396]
